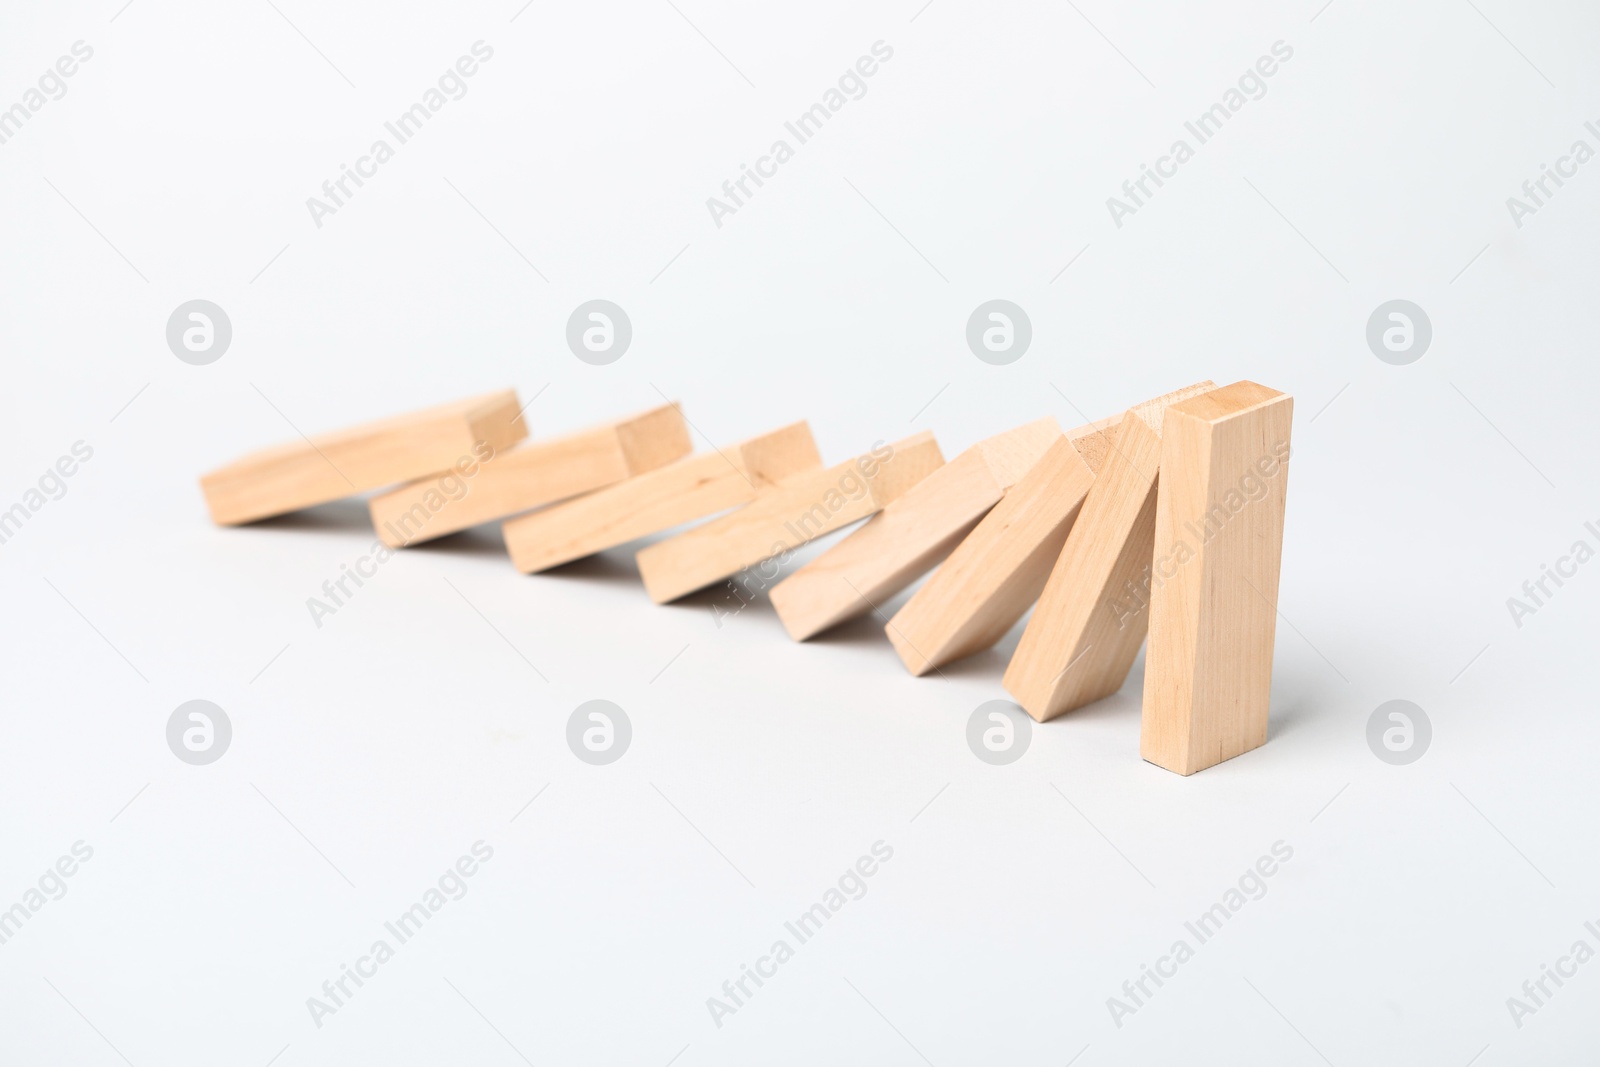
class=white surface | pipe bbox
[2,1,1598,1063]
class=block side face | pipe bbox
[503,453,749,573]
[615,403,692,475]
[938,510,1075,665]
[1140,411,1215,771]
[370,431,631,546]
[637,452,892,602]
[1005,412,1163,718]
[893,438,1093,671]
[1185,395,1292,770]
[769,453,1001,640]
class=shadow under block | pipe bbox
[635,432,945,604]
[200,390,526,526]
[501,422,823,574]
[1140,382,1293,776]
[884,430,1103,676]
[369,403,690,547]
[1002,381,1217,721]
[769,417,1065,641]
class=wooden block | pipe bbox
[636,432,945,604]
[1140,382,1293,775]
[884,432,1096,676]
[369,403,690,547]
[1002,381,1216,720]
[200,390,526,525]
[769,417,1064,641]
[502,422,823,573]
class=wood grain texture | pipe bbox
[1002,381,1216,721]
[636,432,945,604]
[884,430,1103,676]
[369,403,690,548]
[769,417,1063,641]
[200,390,526,526]
[502,422,822,574]
[1140,381,1293,775]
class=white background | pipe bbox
[2,0,1597,1064]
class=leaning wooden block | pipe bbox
[1002,381,1216,721]
[369,403,690,548]
[636,432,945,604]
[1141,382,1293,776]
[502,422,823,573]
[769,417,1064,641]
[883,430,1098,676]
[200,390,526,525]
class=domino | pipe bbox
[636,432,945,604]
[1002,381,1217,721]
[369,402,689,548]
[200,390,526,526]
[1140,381,1293,775]
[502,422,823,574]
[882,426,1106,677]
[769,417,1064,641]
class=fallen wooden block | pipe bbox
[369,403,690,548]
[636,432,945,604]
[502,422,823,574]
[883,417,1121,676]
[1141,381,1293,775]
[769,417,1063,641]
[200,390,526,526]
[1002,381,1216,720]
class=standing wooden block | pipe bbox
[369,403,690,548]
[502,422,823,574]
[882,427,1103,677]
[200,390,526,526]
[1002,381,1216,721]
[636,433,945,604]
[1141,382,1293,776]
[769,417,1064,641]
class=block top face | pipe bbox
[204,389,523,478]
[1168,380,1286,424]
[1126,380,1217,432]
[613,402,692,474]
[971,417,1063,488]
[737,421,823,486]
